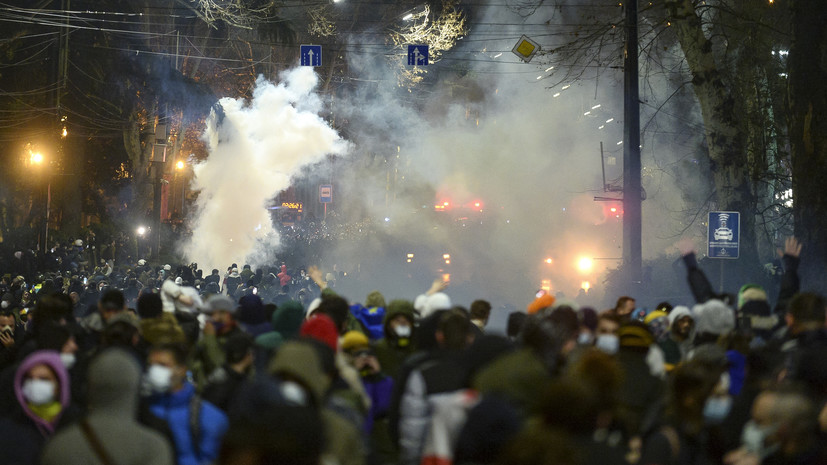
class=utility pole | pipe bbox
[622,0,643,287]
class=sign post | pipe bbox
[707,211,740,292]
[320,184,332,221]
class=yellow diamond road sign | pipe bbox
[512,35,540,62]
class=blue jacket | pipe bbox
[362,374,394,435]
[148,382,228,465]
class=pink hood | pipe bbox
[14,350,71,435]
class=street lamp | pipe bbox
[27,149,50,250]
[577,257,593,273]
[175,160,187,217]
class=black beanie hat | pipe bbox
[137,293,163,319]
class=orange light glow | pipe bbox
[581,281,590,290]
[545,258,553,264]
[577,257,593,273]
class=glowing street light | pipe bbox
[176,160,185,170]
[136,226,147,236]
[31,152,44,165]
[577,257,593,273]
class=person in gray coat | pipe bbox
[40,348,174,465]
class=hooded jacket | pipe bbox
[141,312,187,346]
[255,300,305,351]
[0,350,78,465]
[147,381,228,465]
[41,348,174,465]
[374,300,417,379]
[270,341,365,465]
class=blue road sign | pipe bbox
[300,45,322,67]
[407,45,429,66]
[320,184,333,204]
[708,211,740,259]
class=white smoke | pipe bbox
[183,68,348,271]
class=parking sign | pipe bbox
[708,211,740,259]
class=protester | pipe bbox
[41,348,174,465]
[0,234,819,465]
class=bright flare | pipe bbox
[577,257,593,273]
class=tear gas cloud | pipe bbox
[181,2,708,310]
[183,68,348,270]
[318,3,708,309]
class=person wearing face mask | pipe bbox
[724,387,827,465]
[40,348,174,465]
[639,361,718,465]
[594,314,621,354]
[0,350,80,465]
[145,343,229,465]
[270,339,366,465]
[373,300,417,380]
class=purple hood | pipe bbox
[14,350,71,435]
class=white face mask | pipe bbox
[280,381,309,406]
[741,420,779,459]
[1,301,9,309]
[1,325,13,334]
[703,396,732,423]
[577,332,594,345]
[595,334,619,354]
[394,325,411,338]
[60,353,76,370]
[22,379,56,405]
[147,364,173,393]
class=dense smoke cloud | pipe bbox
[183,68,348,271]
[320,3,707,309]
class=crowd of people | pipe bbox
[0,235,825,465]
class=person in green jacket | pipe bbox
[373,299,417,379]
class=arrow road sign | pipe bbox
[300,45,322,67]
[407,45,429,66]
